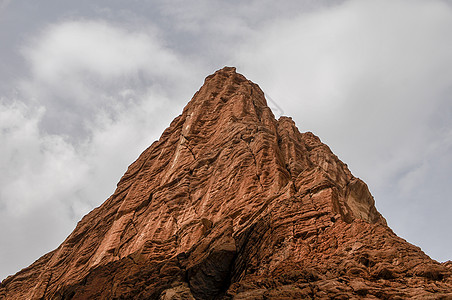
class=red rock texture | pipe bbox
[1,67,451,299]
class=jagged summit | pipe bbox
[1,68,451,299]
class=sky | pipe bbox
[0,0,451,281]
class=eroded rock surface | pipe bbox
[1,67,451,299]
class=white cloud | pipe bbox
[19,20,198,138]
[1,0,451,281]
[23,20,181,82]
[236,0,452,261]
[0,90,183,280]
[0,19,202,280]
[0,99,87,277]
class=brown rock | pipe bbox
[1,67,451,299]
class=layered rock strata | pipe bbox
[1,67,451,299]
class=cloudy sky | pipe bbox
[1,0,451,281]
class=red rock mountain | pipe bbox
[1,67,451,299]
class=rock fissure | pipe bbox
[240,136,264,190]
[181,134,197,160]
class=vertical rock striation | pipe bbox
[1,67,451,299]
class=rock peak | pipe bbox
[204,66,242,84]
[183,66,269,120]
[1,68,451,299]
[208,66,238,76]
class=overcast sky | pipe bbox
[1,0,451,281]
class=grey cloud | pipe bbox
[236,0,452,261]
[1,0,451,281]
[18,19,201,139]
[0,84,190,281]
[0,17,204,280]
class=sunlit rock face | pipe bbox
[1,67,451,299]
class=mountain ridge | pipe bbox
[1,67,451,299]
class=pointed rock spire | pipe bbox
[1,68,450,299]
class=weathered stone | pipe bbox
[0,67,450,299]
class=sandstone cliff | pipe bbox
[1,67,451,299]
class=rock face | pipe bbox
[1,67,451,299]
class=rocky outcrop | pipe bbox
[1,67,451,299]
